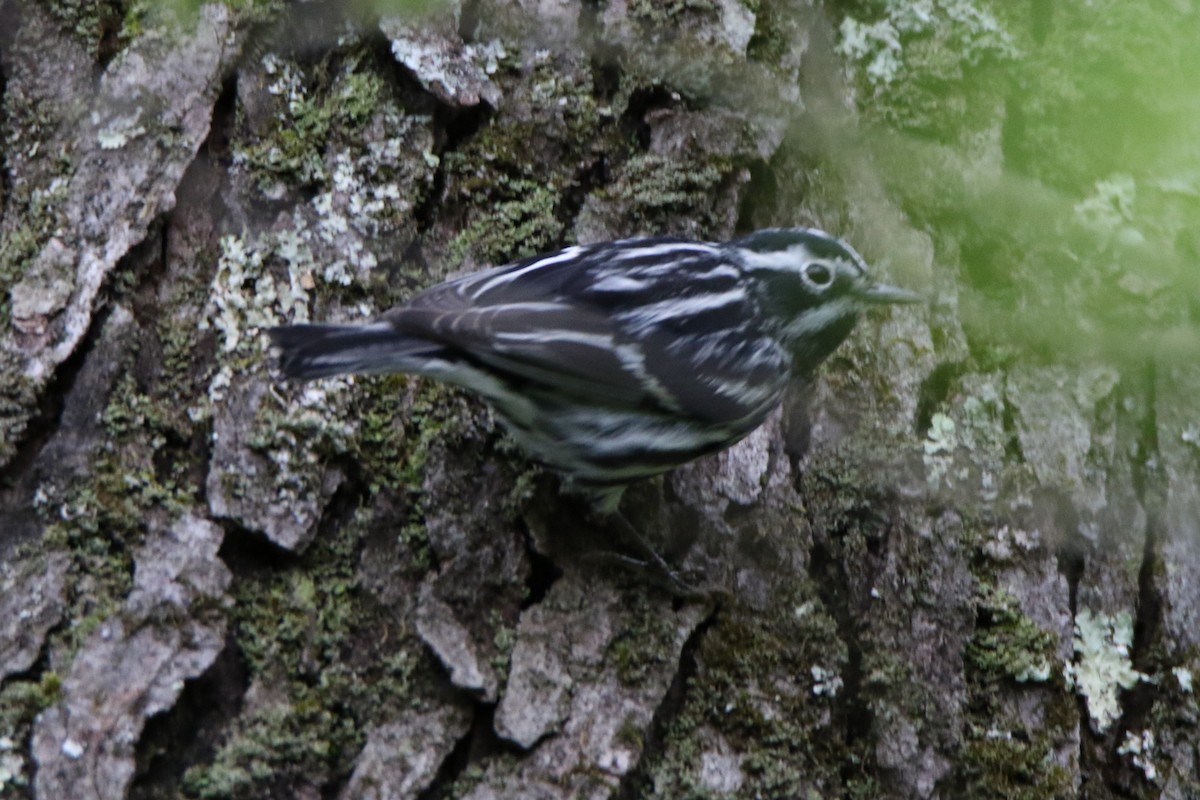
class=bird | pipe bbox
[269,228,920,592]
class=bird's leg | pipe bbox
[583,486,715,601]
[602,510,710,600]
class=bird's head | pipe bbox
[731,228,921,368]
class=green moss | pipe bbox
[593,151,739,235]
[352,374,420,494]
[628,0,718,26]
[745,0,788,64]
[156,304,217,421]
[956,585,1075,798]
[490,614,517,686]
[40,0,127,56]
[447,180,562,266]
[0,226,36,329]
[608,603,679,686]
[437,59,605,267]
[958,733,1074,800]
[0,151,72,330]
[0,673,62,731]
[351,375,487,566]
[181,695,359,799]
[620,154,725,214]
[233,51,387,192]
[441,120,571,265]
[183,509,427,799]
[638,592,851,797]
[14,293,219,690]
[615,716,645,750]
[446,763,488,798]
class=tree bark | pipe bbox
[1,1,1197,798]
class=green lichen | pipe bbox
[1117,729,1158,783]
[957,586,1075,798]
[965,584,1058,685]
[1171,666,1194,694]
[1065,608,1148,733]
[202,231,361,523]
[233,51,388,193]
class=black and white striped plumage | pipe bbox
[269,228,918,495]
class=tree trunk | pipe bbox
[1,1,1197,798]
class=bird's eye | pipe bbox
[803,263,834,289]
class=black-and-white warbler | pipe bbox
[270,229,919,589]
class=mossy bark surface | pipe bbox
[1,1,1197,798]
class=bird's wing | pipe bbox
[389,300,671,409]
[387,241,788,425]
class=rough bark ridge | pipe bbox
[1,1,1198,799]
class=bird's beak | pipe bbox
[856,283,923,305]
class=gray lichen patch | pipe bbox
[201,38,445,551]
[382,3,505,108]
[201,232,357,551]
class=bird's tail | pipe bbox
[267,323,443,380]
